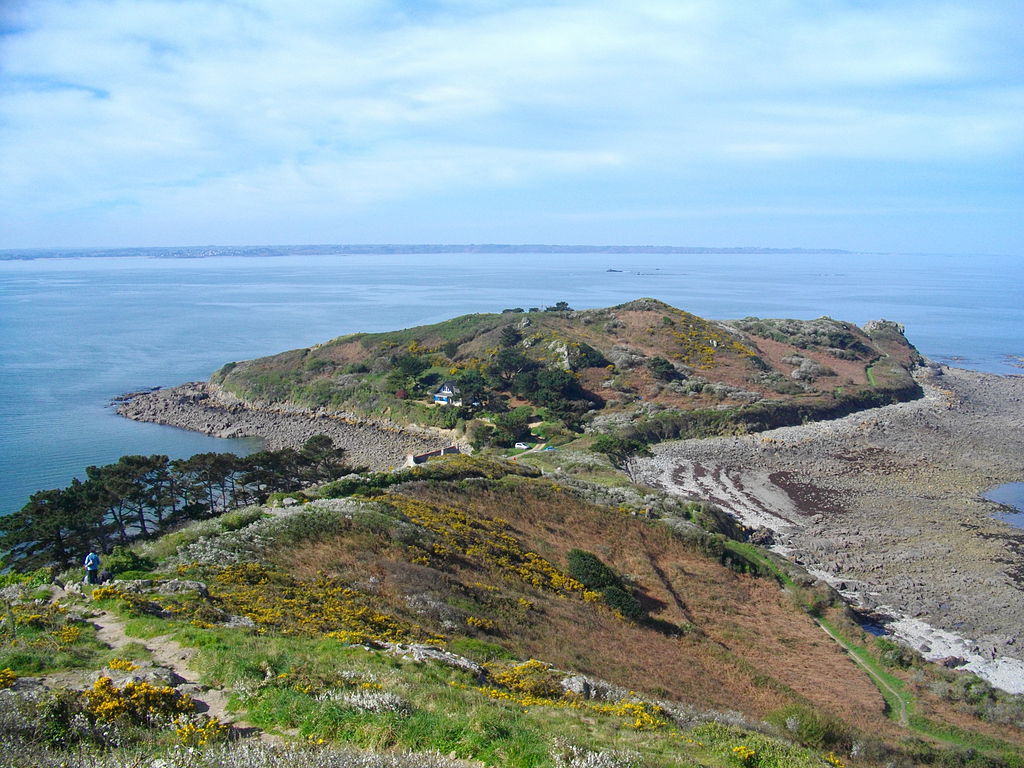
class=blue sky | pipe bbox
[1,0,1021,252]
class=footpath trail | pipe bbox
[90,608,271,742]
[43,587,271,743]
[818,621,910,728]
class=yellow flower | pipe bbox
[0,668,17,689]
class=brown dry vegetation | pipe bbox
[750,336,870,388]
[272,476,905,738]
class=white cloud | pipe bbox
[1,0,1022,248]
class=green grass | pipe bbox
[909,714,1024,763]
[0,606,107,675]
[87,605,849,767]
[818,617,911,722]
[818,619,1023,761]
[352,312,504,349]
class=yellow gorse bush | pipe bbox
[54,625,81,644]
[465,616,494,631]
[84,676,193,725]
[90,585,126,601]
[4,602,83,645]
[660,308,754,369]
[487,659,562,699]
[107,657,140,672]
[455,659,670,733]
[731,744,757,765]
[0,668,16,688]
[175,715,228,746]
[380,495,590,598]
[590,698,670,731]
[210,564,436,646]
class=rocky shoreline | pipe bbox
[632,365,1024,692]
[116,382,456,470]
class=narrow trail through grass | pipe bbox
[817,620,909,726]
[37,587,271,743]
[90,608,270,742]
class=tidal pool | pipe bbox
[983,482,1024,530]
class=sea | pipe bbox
[2,249,1022,520]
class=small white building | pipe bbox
[433,381,462,406]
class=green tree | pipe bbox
[0,482,103,571]
[393,353,429,378]
[238,448,302,501]
[498,325,521,348]
[172,453,241,517]
[455,369,487,406]
[298,434,351,483]
[486,348,536,386]
[590,434,651,470]
[490,406,533,446]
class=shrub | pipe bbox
[104,547,157,577]
[647,356,679,381]
[487,659,563,698]
[600,586,643,621]
[566,549,621,591]
[218,506,268,531]
[566,550,644,621]
[875,637,917,668]
[767,703,852,752]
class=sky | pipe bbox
[1,0,1022,253]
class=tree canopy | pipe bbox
[0,435,356,572]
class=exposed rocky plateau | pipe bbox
[633,365,1024,691]
[116,382,455,469]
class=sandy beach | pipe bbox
[632,365,1024,692]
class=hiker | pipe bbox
[83,551,101,584]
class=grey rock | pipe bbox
[559,674,629,702]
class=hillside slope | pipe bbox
[4,457,1022,767]
[208,299,922,444]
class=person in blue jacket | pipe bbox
[84,551,101,584]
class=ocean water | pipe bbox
[1,250,1022,518]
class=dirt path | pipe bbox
[91,608,270,741]
[818,621,910,727]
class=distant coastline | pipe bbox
[0,243,855,260]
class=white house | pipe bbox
[433,381,462,406]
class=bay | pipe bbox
[1,249,1022,518]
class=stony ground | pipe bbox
[117,382,455,469]
[632,365,1024,689]
[12,581,271,743]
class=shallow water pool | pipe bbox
[983,482,1024,530]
